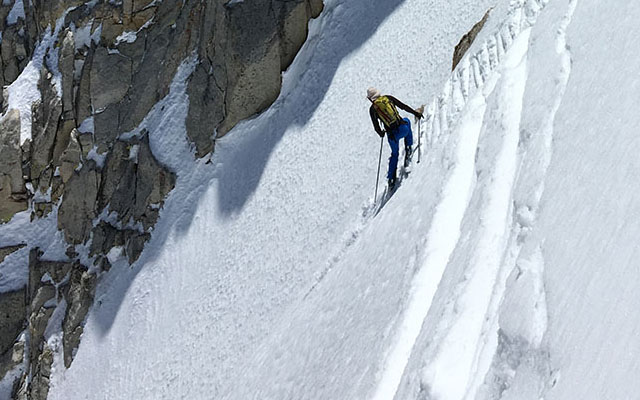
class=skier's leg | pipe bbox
[402,118,414,148]
[387,133,399,180]
[399,119,413,166]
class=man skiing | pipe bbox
[367,87,423,190]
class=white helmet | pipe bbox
[367,87,381,100]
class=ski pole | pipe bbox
[374,135,384,200]
[417,118,422,164]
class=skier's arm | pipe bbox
[388,95,424,119]
[369,105,385,137]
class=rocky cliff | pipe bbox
[0,0,322,397]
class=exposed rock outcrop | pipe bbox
[0,244,25,263]
[90,47,132,113]
[0,289,26,374]
[187,0,324,156]
[0,244,26,380]
[57,161,100,244]
[0,340,24,385]
[0,0,324,396]
[97,132,176,231]
[62,266,96,368]
[0,109,28,222]
[0,0,37,92]
[453,9,491,70]
[7,249,96,399]
[29,69,64,194]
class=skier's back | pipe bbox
[367,87,423,189]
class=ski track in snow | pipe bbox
[371,78,490,400]
[420,28,531,400]
[368,0,579,399]
[467,2,578,399]
[396,0,579,399]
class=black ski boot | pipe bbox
[404,145,413,168]
[388,176,397,190]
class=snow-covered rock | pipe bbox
[0,0,325,396]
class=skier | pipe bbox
[367,87,423,190]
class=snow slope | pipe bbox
[38,0,640,399]
[46,0,501,398]
[534,1,640,399]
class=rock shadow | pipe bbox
[215,0,408,215]
[90,0,407,335]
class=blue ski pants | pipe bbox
[387,118,413,179]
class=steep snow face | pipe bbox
[45,0,640,399]
[536,1,640,399]
[46,0,500,398]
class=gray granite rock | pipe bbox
[90,46,132,112]
[0,340,24,382]
[0,109,27,222]
[98,133,176,230]
[453,9,491,70]
[0,244,25,263]
[59,29,76,116]
[58,131,82,184]
[0,289,26,360]
[30,69,62,184]
[57,161,100,244]
[62,265,95,368]
[29,344,53,400]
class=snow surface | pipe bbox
[6,0,25,25]
[45,0,504,398]
[0,0,636,399]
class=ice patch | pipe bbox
[78,116,95,134]
[128,144,140,162]
[115,30,137,44]
[115,17,154,45]
[86,146,107,168]
[106,246,124,264]
[72,20,101,51]
[6,0,25,25]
